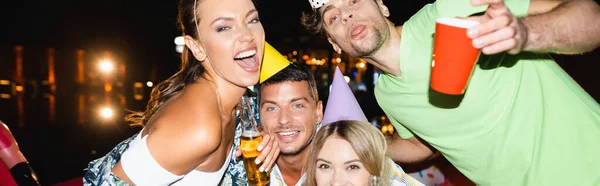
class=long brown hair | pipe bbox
[126,0,205,126]
[303,120,391,186]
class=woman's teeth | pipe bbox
[235,49,257,59]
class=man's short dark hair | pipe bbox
[260,63,319,103]
[300,9,326,36]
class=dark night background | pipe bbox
[0,0,598,185]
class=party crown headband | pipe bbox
[309,0,329,9]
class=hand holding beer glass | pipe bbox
[431,17,481,95]
[238,95,272,186]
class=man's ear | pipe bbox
[376,0,390,17]
[184,35,207,62]
[327,37,342,54]
[315,100,324,124]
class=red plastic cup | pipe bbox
[431,17,481,95]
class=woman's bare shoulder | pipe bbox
[158,82,221,140]
[142,83,224,174]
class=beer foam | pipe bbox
[242,131,261,137]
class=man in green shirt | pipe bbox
[300,0,600,185]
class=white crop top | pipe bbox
[172,148,233,185]
[121,131,233,185]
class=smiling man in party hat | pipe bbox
[259,63,323,186]
[224,42,319,186]
[259,42,325,186]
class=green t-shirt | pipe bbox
[374,0,600,185]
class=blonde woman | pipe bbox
[303,120,423,186]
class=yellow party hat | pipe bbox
[260,42,291,83]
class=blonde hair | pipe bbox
[303,120,391,186]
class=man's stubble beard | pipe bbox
[279,127,317,156]
[348,16,391,58]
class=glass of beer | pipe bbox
[238,95,270,186]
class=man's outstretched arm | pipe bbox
[523,0,600,54]
[387,134,438,164]
[467,0,600,55]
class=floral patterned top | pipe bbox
[83,134,137,186]
[220,87,260,186]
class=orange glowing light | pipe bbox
[302,55,309,60]
[104,84,112,92]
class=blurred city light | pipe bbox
[344,76,350,83]
[134,82,144,100]
[15,85,23,92]
[175,45,184,54]
[146,81,153,88]
[358,82,367,91]
[99,107,114,119]
[0,80,10,99]
[302,55,309,60]
[357,62,365,69]
[306,58,326,66]
[104,83,112,92]
[335,57,341,63]
[174,36,185,46]
[381,124,395,135]
[373,72,380,85]
[0,80,10,85]
[99,60,114,73]
[175,36,185,54]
